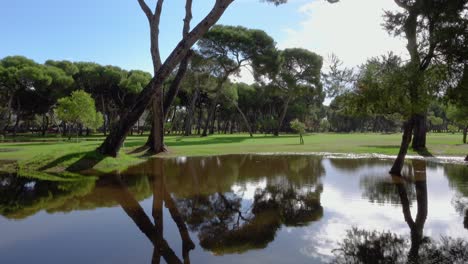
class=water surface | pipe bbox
[1,155,467,263]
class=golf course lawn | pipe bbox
[0,133,466,175]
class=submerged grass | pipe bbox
[0,132,466,175]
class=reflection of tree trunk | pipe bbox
[390,117,415,175]
[412,114,426,150]
[275,96,291,136]
[395,160,427,263]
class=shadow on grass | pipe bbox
[362,145,400,149]
[123,135,253,148]
[40,151,105,173]
[415,148,434,158]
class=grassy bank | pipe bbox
[0,133,466,175]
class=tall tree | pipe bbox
[97,0,329,157]
[385,0,468,174]
[271,48,323,136]
[197,25,278,137]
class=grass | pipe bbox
[0,132,466,175]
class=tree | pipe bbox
[384,0,468,174]
[270,48,323,136]
[97,0,341,157]
[290,119,305,144]
[56,90,103,139]
[197,25,278,137]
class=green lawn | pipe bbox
[0,133,466,175]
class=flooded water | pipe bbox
[0,155,467,264]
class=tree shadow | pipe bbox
[39,151,105,173]
[415,148,434,158]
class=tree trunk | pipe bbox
[411,113,426,150]
[229,98,253,137]
[209,107,217,135]
[41,114,48,136]
[100,95,107,136]
[202,98,218,137]
[275,96,291,136]
[184,89,199,136]
[390,117,415,175]
[146,54,191,145]
[150,87,167,154]
[97,1,234,157]
[463,125,467,144]
[465,155,468,162]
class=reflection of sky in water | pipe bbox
[0,155,467,264]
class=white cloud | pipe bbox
[279,0,408,69]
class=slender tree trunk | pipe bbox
[196,105,202,135]
[41,114,48,136]
[411,113,426,150]
[275,96,291,136]
[13,114,20,137]
[390,117,415,175]
[184,89,199,136]
[209,107,217,135]
[202,98,218,137]
[230,99,253,137]
[463,125,467,144]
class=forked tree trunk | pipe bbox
[97,0,234,157]
[411,113,426,150]
[390,117,415,175]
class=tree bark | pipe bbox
[411,113,426,150]
[390,117,415,175]
[275,96,291,136]
[98,0,234,157]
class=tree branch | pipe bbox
[137,0,153,21]
[183,0,193,37]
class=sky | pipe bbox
[0,0,408,82]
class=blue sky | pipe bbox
[1,0,406,76]
[0,0,309,73]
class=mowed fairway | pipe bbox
[0,133,466,173]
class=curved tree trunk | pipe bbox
[411,113,426,150]
[275,96,291,136]
[390,117,415,175]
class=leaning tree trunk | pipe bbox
[275,96,291,136]
[97,1,234,157]
[390,117,415,175]
[411,113,426,150]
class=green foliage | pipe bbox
[290,119,306,144]
[56,90,103,130]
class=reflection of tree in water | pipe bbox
[0,173,95,219]
[165,155,325,255]
[330,228,468,264]
[332,160,468,263]
[444,164,468,229]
